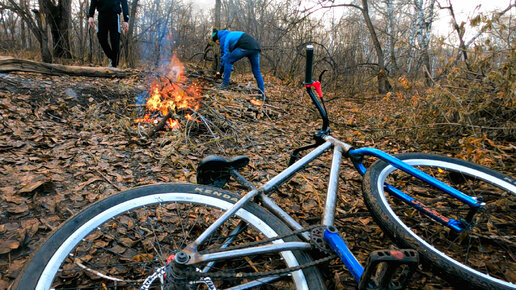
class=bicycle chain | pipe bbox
[175,225,337,280]
[199,224,322,254]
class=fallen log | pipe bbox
[0,56,134,78]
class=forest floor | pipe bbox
[0,64,510,289]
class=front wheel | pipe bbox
[362,153,516,289]
[14,183,325,289]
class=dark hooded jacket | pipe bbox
[216,30,261,65]
[88,0,129,22]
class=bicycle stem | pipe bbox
[304,45,330,135]
[306,87,330,134]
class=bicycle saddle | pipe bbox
[196,155,250,188]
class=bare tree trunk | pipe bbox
[39,0,72,59]
[33,9,53,63]
[78,0,86,63]
[212,0,222,73]
[415,0,435,86]
[0,56,134,77]
[360,0,391,93]
[214,0,221,28]
[123,0,139,67]
[4,0,53,62]
[440,0,469,70]
[20,0,27,49]
[385,0,398,75]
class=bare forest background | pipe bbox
[0,0,515,161]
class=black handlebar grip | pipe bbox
[305,45,314,84]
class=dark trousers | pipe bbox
[97,13,120,67]
[222,48,264,94]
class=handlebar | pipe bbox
[288,45,331,165]
[305,45,314,84]
[303,45,330,136]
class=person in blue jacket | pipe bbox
[212,28,265,96]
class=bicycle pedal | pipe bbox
[358,249,419,290]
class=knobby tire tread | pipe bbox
[362,153,516,290]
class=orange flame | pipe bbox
[135,53,202,131]
[167,119,180,129]
[250,99,263,106]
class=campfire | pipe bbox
[135,54,202,137]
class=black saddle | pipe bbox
[196,155,250,188]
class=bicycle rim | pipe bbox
[363,153,516,289]
[18,184,321,289]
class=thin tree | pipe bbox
[1,0,53,62]
[39,0,72,58]
[212,0,221,73]
[320,0,392,93]
[414,0,436,85]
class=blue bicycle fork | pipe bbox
[323,226,364,283]
[323,226,419,288]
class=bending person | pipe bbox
[212,28,265,97]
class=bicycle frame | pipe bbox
[178,45,486,287]
[180,132,486,285]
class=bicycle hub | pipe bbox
[175,251,190,264]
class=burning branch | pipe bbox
[135,54,203,138]
[146,109,174,138]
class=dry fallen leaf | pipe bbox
[0,240,20,254]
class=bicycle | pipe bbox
[14,46,516,290]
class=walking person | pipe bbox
[88,0,129,68]
[212,28,265,97]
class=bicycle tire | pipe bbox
[14,183,325,289]
[362,153,516,289]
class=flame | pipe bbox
[250,99,263,106]
[135,53,202,131]
[185,113,202,123]
[167,119,180,129]
[134,114,152,123]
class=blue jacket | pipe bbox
[217,30,245,65]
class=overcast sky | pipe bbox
[190,0,514,36]
[190,0,512,14]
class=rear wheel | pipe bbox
[362,153,516,289]
[15,183,325,289]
